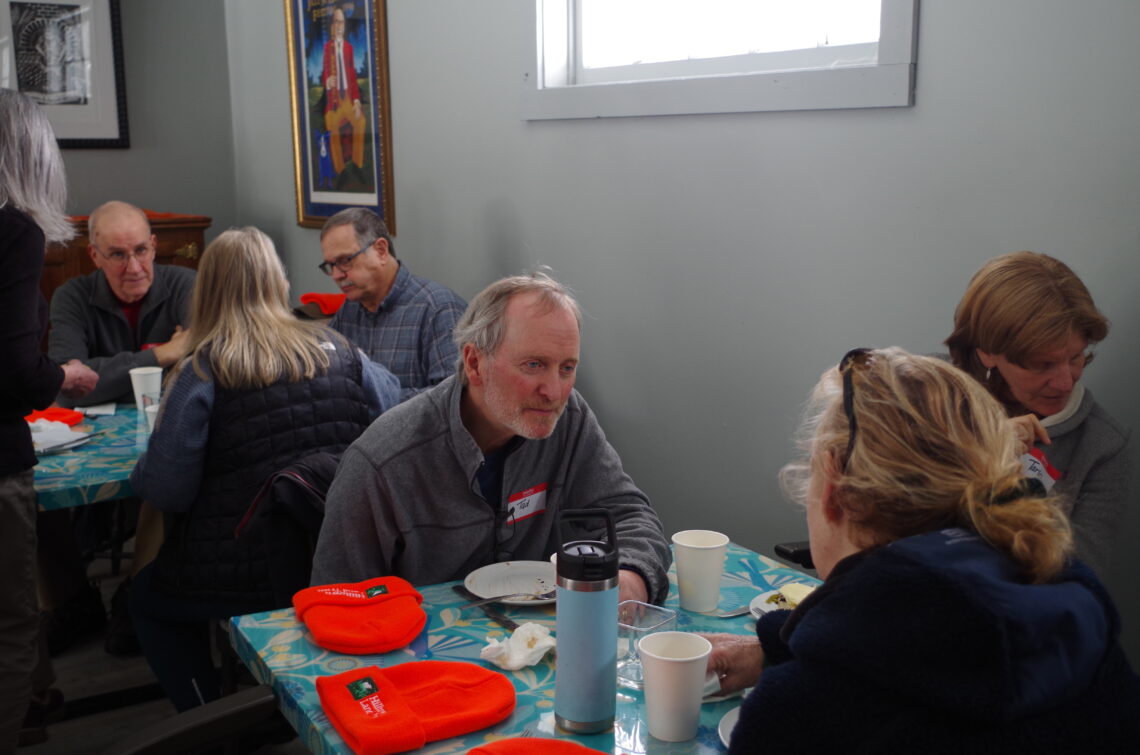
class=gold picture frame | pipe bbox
[284,0,395,231]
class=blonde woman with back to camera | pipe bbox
[946,251,1130,577]
[127,227,398,713]
[706,348,1139,753]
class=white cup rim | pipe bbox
[638,631,712,662]
[671,529,729,549]
[129,366,163,375]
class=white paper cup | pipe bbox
[144,404,159,432]
[638,631,712,742]
[672,530,729,612]
[129,367,163,413]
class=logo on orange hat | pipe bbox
[347,676,389,718]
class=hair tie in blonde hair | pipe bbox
[989,477,1046,506]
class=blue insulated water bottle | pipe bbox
[554,509,619,734]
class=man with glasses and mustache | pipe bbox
[318,208,466,402]
[49,201,195,407]
[312,271,670,605]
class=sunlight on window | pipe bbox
[524,0,915,119]
[580,0,881,70]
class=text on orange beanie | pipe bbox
[316,661,516,755]
[468,738,611,754]
[294,577,426,654]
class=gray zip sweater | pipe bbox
[48,264,195,406]
[1038,387,1131,578]
[312,375,672,602]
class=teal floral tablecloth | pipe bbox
[34,407,147,510]
[230,543,820,754]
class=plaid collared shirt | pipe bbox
[329,263,466,402]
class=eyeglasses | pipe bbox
[93,242,155,267]
[318,242,372,276]
[838,347,873,472]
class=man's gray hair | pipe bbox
[453,269,582,385]
[320,207,395,258]
[0,89,73,243]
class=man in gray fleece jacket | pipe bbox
[49,201,194,406]
[312,271,671,603]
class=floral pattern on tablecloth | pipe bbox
[230,543,819,754]
[34,408,148,510]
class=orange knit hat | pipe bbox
[469,738,609,753]
[294,577,426,654]
[299,292,347,315]
[316,661,516,754]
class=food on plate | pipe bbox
[765,582,815,610]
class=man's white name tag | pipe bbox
[508,483,548,522]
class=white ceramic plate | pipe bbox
[718,705,741,748]
[464,561,557,605]
[748,589,783,618]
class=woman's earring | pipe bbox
[985,367,992,382]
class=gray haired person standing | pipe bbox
[0,88,98,749]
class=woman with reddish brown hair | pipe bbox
[946,251,1130,577]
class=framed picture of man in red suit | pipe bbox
[286,0,395,230]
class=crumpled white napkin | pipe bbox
[479,622,556,671]
[29,419,85,452]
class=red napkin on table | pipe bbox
[25,408,84,426]
[316,661,515,755]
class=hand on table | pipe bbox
[618,569,649,604]
[59,359,98,398]
[1011,413,1050,454]
[702,632,763,694]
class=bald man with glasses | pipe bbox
[49,201,195,407]
[319,207,466,402]
[43,201,196,657]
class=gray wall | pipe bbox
[225,0,1140,654]
[62,0,237,230]
[125,1,1140,654]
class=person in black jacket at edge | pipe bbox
[0,88,99,749]
[705,347,1139,754]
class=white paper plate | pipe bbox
[464,561,557,605]
[34,434,93,455]
[748,589,782,618]
[719,705,740,748]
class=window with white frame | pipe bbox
[523,0,918,120]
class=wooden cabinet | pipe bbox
[41,211,212,305]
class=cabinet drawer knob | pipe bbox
[175,242,199,260]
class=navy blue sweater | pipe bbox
[730,528,1140,754]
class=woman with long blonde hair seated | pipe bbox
[708,348,1139,753]
[128,227,397,711]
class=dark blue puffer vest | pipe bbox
[152,340,371,607]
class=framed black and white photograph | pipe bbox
[285,0,395,230]
[0,0,129,147]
